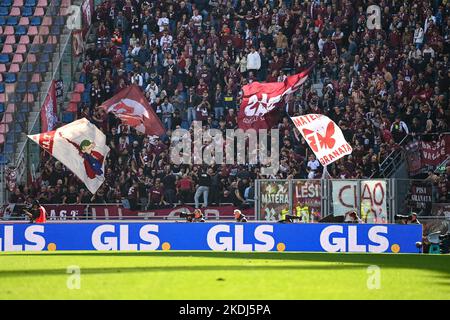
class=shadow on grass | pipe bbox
[6,251,450,277]
[0,263,365,278]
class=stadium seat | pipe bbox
[15,111,26,123]
[43,43,54,53]
[4,72,16,83]
[34,7,44,16]
[29,43,41,53]
[6,17,18,25]
[11,53,22,63]
[49,26,60,36]
[0,53,9,63]
[5,35,15,44]
[3,25,14,35]
[17,72,27,82]
[22,62,33,72]
[19,34,29,44]
[36,62,47,73]
[8,63,19,72]
[37,0,47,6]
[30,16,41,26]
[27,25,38,36]
[0,93,4,103]
[0,63,6,72]
[54,16,65,26]
[6,103,16,114]
[30,72,41,83]
[1,0,12,6]
[41,16,51,26]
[0,102,4,112]
[39,52,49,63]
[18,16,29,25]
[46,35,57,44]
[26,53,36,62]
[0,154,9,165]
[22,93,34,103]
[9,6,20,16]
[21,6,32,17]
[15,25,26,36]
[25,0,36,6]
[38,25,49,36]
[0,83,4,93]
[0,7,8,16]
[15,43,26,53]
[0,123,9,134]
[1,44,12,53]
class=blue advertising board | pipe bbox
[0,223,422,253]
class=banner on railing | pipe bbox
[407,182,433,215]
[0,223,422,253]
[331,180,387,223]
[0,204,253,221]
[292,180,322,222]
[406,135,450,175]
[258,180,289,221]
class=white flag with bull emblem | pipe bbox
[291,114,352,166]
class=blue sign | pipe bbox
[0,223,422,253]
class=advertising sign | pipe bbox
[0,223,422,253]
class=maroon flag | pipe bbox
[99,85,165,136]
[238,66,313,130]
[40,80,58,132]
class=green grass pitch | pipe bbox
[0,251,449,299]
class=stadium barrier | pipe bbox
[0,203,255,221]
[256,179,448,223]
[0,222,422,253]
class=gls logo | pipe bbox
[207,225,275,251]
[0,225,46,251]
[320,225,389,253]
[367,5,381,30]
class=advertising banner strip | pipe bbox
[0,223,422,253]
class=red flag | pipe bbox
[99,84,165,136]
[238,66,313,130]
[40,80,58,132]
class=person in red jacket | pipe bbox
[24,200,47,223]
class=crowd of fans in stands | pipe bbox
[8,0,450,210]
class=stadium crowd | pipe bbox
[8,0,450,210]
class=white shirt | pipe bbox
[157,17,169,32]
[307,159,320,171]
[160,34,173,48]
[246,51,261,70]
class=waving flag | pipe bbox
[40,80,58,132]
[291,114,352,166]
[28,118,110,194]
[238,66,313,130]
[100,84,165,136]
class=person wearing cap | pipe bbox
[409,213,421,224]
[23,200,47,224]
[234,209,247,223]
